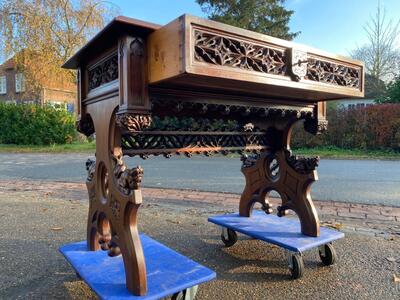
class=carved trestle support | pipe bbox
[240,149,320,237]
[239,115,325,237]
[80,32,154,296]
[83,100,151,295]
[85,153,147,294]
[85,152,147,294]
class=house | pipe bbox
[0,56,77,113]
[336,98,375,109]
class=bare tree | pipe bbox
[0,0,118,95]
[351,1,400,87]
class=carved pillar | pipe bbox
[239,110,324,237]
[118,35,151,117]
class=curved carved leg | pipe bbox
[85,158,101,250]
[275,150,320,236]
[117,201,146,294]
[106,151,147,295]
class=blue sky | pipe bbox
[1,0,399,63]
[110,0,400,56]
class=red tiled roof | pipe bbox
[0,57,15,70]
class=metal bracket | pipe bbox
[221,227,228,240]
[184,285,198,300]
[318,244,327,257]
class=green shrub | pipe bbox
[292,104,400,151]
[0,102,77,145]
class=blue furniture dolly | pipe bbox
[60,234,216,300]
[208,211,344,279]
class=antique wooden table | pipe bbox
[63,14,364,296]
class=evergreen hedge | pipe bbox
[0,102,77,145]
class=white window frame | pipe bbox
[0,75,6,94]
[15,73,25,93]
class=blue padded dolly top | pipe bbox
[59,234,216,300]
[208,211,344,253]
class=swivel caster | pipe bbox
[319,243,337,266]
[221,228,237,247]
[288,253,304,279]
[171,285,198,300]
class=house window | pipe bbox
[356,103,365,109]
[15,73,25,93]
[0,76,6,94]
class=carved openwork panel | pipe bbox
[149,96,314,120]
[117,98,317,158]
[194,30,287,76]
[193,29,361,91]
[305,56,361,89]
[122,130,270,158]
[88,53,118,91]
[119,115,272,157]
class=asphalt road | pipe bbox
[0,153,399,206]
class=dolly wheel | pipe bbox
[289,253,304,279]
[171,290,186,300]
[319,243,337,266]
[172,285,198,300]
[221,228,237,247]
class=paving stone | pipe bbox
[366,214,395,222]
[350,207,378,214]
[380,207,400,217]
[337,211,366,219]
[318,206,338,215]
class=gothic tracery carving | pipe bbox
[194,30,287,76]
[88,53,118,91]
[193,30,361,89]
[306,58,361,89]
